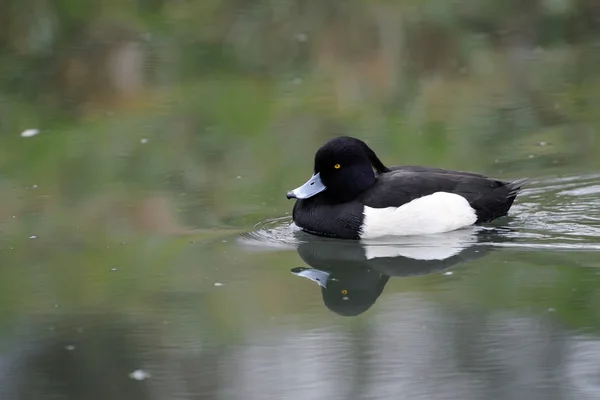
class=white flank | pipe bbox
[360,192,477,239]
[362,228,478,260]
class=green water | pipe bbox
[2,1,600,399]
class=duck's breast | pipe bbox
[293,197,364,239]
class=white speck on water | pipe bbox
[528,154,535,158]
[110,268,118,272]
[236,175,242,179]
[65,345,76,351]
[53,304,59,308]
[129,369,151,380]
[548,308,555,312]
[222,240,227,243]
[295,33,308,42]
[20,129,39,138]
[342,296,349,300]
[539,141,548,146]
[141,138,148,144]
[443,271,453,276]
[214,282,224,287]
[32,184,38,188]
[29,235,37,239]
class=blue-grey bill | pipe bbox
[286,173,326,199]
[291,267,330,288]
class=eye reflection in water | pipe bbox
[290,228,510,316]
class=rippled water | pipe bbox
[222,174,600,399]
[244,173,600,251]
[4,180,600,400]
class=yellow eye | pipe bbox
[334,164,341,169]
[341,289,348,295]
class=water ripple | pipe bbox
[242,173,600,252]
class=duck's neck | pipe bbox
[364,146,390,174]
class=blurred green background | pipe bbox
[2,0,600,235]
[2,1,600,399]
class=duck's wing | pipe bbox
[387,165,489,178]
[360,171,527,223]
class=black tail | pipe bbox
[507,178,529,196]
[474,178,529,223]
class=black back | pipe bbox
[360,170,527,223]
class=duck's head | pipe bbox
[286,136,390,203]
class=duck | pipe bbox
[286,136,527,239]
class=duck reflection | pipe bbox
[291,229,499,316]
